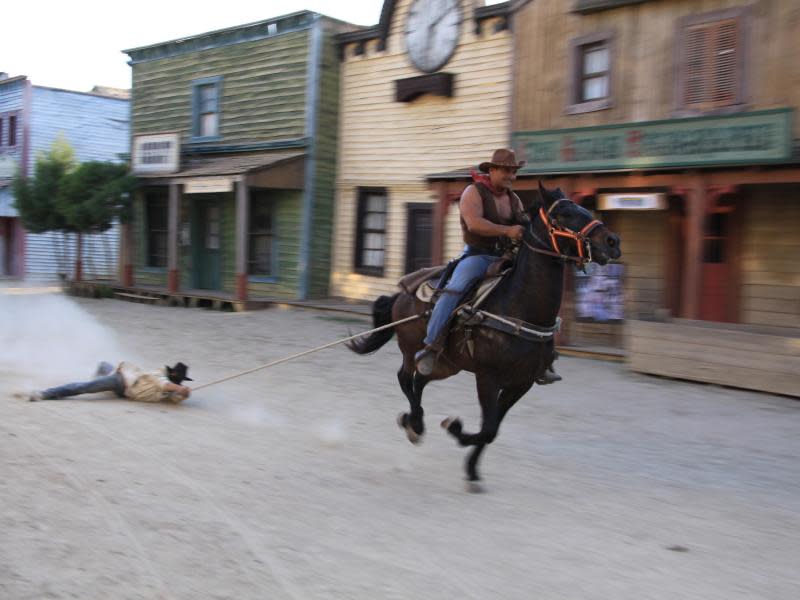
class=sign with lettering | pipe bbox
[598,193,666,210]
[184,177,233,194]
[512,109,793,173]
[132,133,180,174]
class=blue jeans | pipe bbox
[424,248,500,347]
[40,362,125,400]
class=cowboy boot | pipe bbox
[536,366,562,385]
[414,346,438,376]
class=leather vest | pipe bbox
[460,184,525,253]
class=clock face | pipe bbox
[405,0,461,73]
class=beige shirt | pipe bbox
[116,362,187,404]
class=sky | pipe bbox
[3,0,503,92]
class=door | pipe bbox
[191,199,221,290]
[405,203,433,273]
[699,210,732,322]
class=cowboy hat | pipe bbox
[479,148,526,173]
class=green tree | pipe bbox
[11,135,75,233]
[57,161,135,233]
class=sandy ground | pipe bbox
[1,289,799,599]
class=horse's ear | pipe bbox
[537,180,556,209]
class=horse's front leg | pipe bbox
[443,378,533,484]
[442,373,500,447]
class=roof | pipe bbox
[337,1,512,45]
[138,151,305,179]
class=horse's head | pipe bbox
[527,181,622,265]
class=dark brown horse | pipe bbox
[349,182,622,485]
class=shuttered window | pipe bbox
[681,18,741,110]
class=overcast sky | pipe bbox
[4,0,503,92]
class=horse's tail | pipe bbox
[347,293,399,355]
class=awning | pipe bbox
[136,150,307,190]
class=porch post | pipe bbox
[74,233,83,282]
[121,221,134,287]
[431,182,448,265]
[167,182,180,292]
[678,175,706,319]
[235,176,249,301]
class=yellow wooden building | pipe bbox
[331,0,513,300]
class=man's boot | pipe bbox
[414,346,437,376]
[536,366,562,385]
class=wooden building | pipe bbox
[0,75,129,280]
[426,0,799,395]
[122,11,354,304]
[331,0,514,300]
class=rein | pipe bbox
[522,199,603,268]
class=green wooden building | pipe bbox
[122,11,354,303]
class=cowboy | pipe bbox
[29,361,193,403]
[415,148,561,383]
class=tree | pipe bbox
[12,137,135,280]
[12,135,75,233]
[57,161,135,232]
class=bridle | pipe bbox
[523,198,603,267]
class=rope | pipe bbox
[192,313,424,391]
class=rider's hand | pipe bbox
[505,225,525,241]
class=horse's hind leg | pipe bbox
[397,365,428,444]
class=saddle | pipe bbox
[398,252,515,309]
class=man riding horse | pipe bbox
[415,148,561,384]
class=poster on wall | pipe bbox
[575,263,625,322]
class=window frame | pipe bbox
[354,187,388,277]
[566,31,615,115]
[145,193,168,269]
[191,76,223,142]
[247,192,278,281]
[674,7,750,115]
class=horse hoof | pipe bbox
[441,417,462,435]
[465,480,486,494]
[396,413,423,445]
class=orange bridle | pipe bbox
[535,199,603,264]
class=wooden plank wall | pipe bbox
[740,186,800,328]
[332,0,512,300]
[567,210,667,348]
[513,0,800,137]
[627,319,800,397]
[131,31,309,144]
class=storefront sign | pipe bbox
[132,133,180,174]
[513,109,793,173]
[184,177,234,194]
[598,193,666,210]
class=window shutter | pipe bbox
[684,25,710,106]
[683,18,739,109]
[712,19,738,105]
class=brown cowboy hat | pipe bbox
[479,148,526,173]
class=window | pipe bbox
[192,77,222,139]
[8,115,16,146]
[355,188,387,276]
[567,32,614,114]
[678,9,746,112]
[146,194,168,268]
[0,118,4,147]
[248,196,274,276]
[579,43,610,102]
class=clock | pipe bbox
[405,0,461,73]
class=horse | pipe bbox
[348,182,622,486]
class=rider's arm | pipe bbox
[460,185,522,239]
[512,194,531,226]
